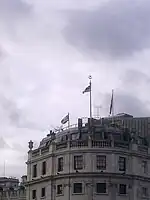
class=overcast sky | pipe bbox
[1,0,150,178]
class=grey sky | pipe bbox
[64,0,150,59]
[1,0,150,178]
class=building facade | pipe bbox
[103,113,150,137]
[26,117,150,200]
[0,176,26,200]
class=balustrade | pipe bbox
[30,139,149,159]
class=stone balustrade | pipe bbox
[30,138,150,159]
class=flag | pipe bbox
[61,113,69,124]
[109,90,114,115]
[82,84,91,94]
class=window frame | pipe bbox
[142,187,148,197]
[32,189,36,199]
[119,184,127,195]
[96,155,106,170]
[56,184,64,196]
[96,183,107,194]
[74,155,83,170]
[32,164,37,178]
[42,161,46,175]
[142,161,148,174]
[72,182,83,194]
[41,187,46,198]
[119,157,126,171]
[58,157,64,172]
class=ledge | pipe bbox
[25,172,150,186]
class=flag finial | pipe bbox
[88,75,92,80]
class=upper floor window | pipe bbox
[119,184,127,195]
[119,157,126,171]
[96,183,106,194]
[74,155,83,170]
[142,161,148,174]
[96,155,106,170]
[57,184,63,195]
[41,187,45,197]
[32,190,36,199]
[73,183,83,194]
[42,161,46,175]
[58,157,63,172]
[142,187,148,197]
[33,164,37,178]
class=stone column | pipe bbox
[109,182,117,200]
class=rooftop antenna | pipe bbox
[94,105,102,119]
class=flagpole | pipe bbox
[89,75,92,119]
[112,89,114,123]
[4,160,6,177]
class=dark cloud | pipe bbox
[115,93,150,116]
[122,70,150,86]
[0,95,44,131]
[0,0,32,41]
[64,0,150,59]
[0,0,31,18]
[0,95,24,126]
[102,90,150,117]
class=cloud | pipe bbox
[0,137,10,149]
[115,93,150,116]
[0,0,31,19]
[101,90,150,117]
[1,0,150,179]
[64,0,150,59]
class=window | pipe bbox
[73,183,83,194]
[96,183,106,194]
[33,164,37,178]
[42,161,46,175]
[142,187,148,197]
[58,157,63,172]
[57,185,63,195]
[96,155,106,170]
[74,155,83,170]
[119,157,126,171]
[32,190,36,199]
[119,184,126,195]
[142,161,148,174]
[41,187,45,197]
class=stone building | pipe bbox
[103,113,150,137]
[26,117,150,200]
[0,176,26,200]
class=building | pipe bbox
[102,113,150,137]
[0,176,26,200]
[26,117,150,200]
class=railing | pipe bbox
[0,191,26,199]
[56,141,67,150]
[92,140,111,148]
[32,149,39,157]
[70,140,88,148]
[31,139,149,158]
[41,146,49,154]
